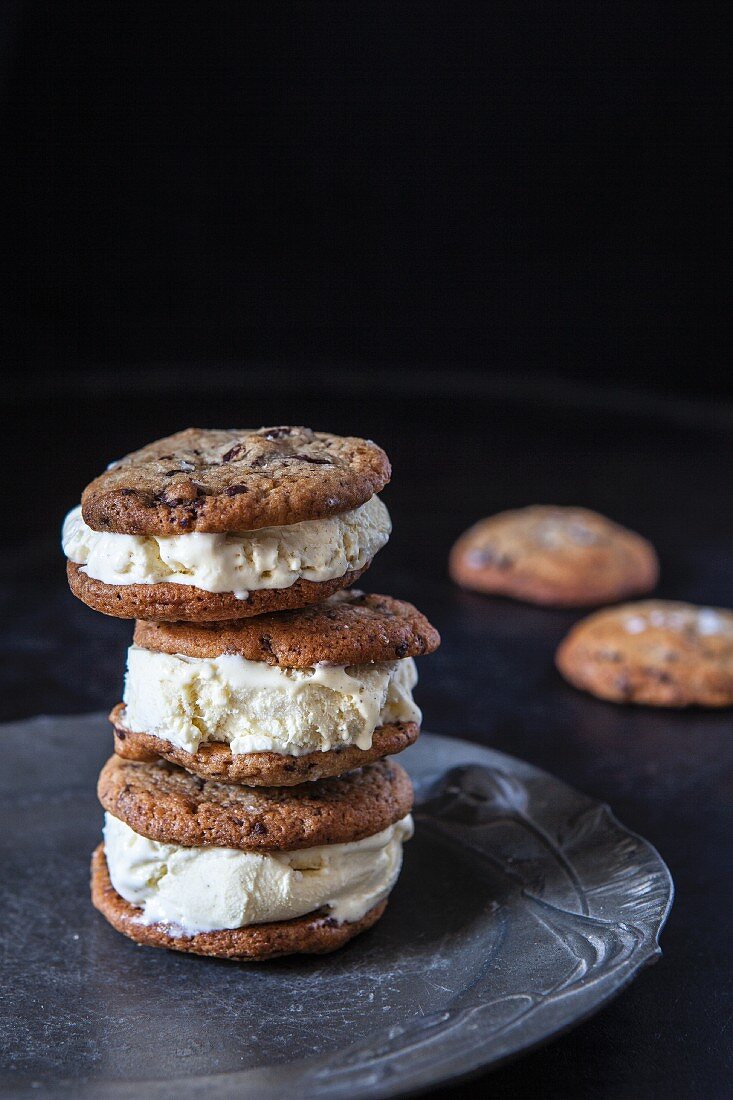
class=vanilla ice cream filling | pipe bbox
[122,645,421,756]
[103,812,414,933]
[62,495,391,598]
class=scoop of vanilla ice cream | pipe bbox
[62,495,391,596]
[122,645,421,755]
[103,812,414,933]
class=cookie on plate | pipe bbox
[111,591,440,785]
[556,599,733,707]
[63,426,392,620]
[93,756,414,960]
[449,506,658,607]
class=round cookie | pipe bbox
[132,590,441,666]
[81,426,391,534]
[91,846,387,961]
[449,506,658,607]
[67,560,368,622]
[97,755,414,851]
[556,600,733,707]
[112,710,419,785]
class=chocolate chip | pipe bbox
[615,673,633,699]
[322,917,339,928]
[225,484,249,496]
[259,633,273,655]
[116,730,126,740]
[468,546,513,569]
[645,668,673,684]
[290,454,331,465]
[156,478,200,505]
[221,443,247,463]
[251,820,268,836]
[395,641,409,658]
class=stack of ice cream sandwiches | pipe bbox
[62,426,439,961]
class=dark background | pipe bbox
[1,0,730,394]
[2,4,732,1099]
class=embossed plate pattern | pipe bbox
[0,715,673,1099]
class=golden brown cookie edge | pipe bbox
[110,707,420,785]
[67,561,369,621]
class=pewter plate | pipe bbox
[0,715,673,1099]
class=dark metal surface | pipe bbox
[3,378,733,1097]
[0,718,671,1099]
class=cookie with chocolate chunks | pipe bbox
[82,426,391,534]
[556,600,733,707]
[450,506,658,607]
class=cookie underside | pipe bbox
[67,561,368,621]
[110,708,420,785]
[91,846,387,960]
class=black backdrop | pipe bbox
[1,0,729,395]
[2,8,733,1098]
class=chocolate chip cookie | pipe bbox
[98,755,413,850]
[450,506,658,607]
[556,599,733,706]
[82,426,391,534]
